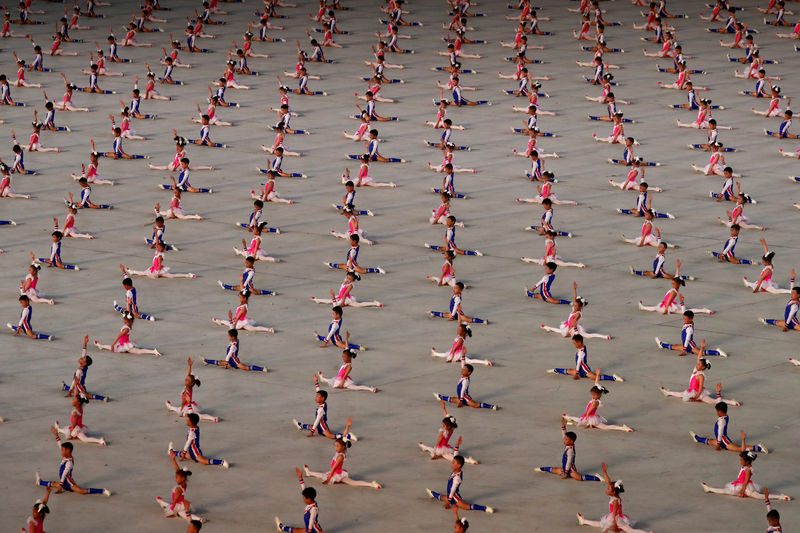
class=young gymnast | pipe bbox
[157,453,204,523]
[691,405,766,453]
[621,209,672,248]
[343,159,395,188]
[62,336,106,401]
[639,279,712,315]
[434,363,497,410]
[70,179,111,210]
[154,189,203,221]
[21,486,51,533]
[274,469,323,533]
[660,354,739,406]
[702,449,791,500]
[656,309,727,356]
[425,216,482,256]
[564,374,632,432]
[576,463,651,533]
[318,349,376,393]
[19,254,53,304]
[254,170,294,204]
[718,191,764,231]
[431,323,493,366]
[94,312,161,356]
[234,222,279,263]
[548,335,623,382]
[535,417,602,481]
[541,282,610,340]
[121,244,196,279]
[330,206,373,246]
[743,240,794,294]
[316,306,363,351]
[324,234,385,274]
[218,256,275,296]
[522,231,586,269]
[516,180,578,206]
[425,455,494,514]
[427,249,458,288]
[294,376,356,441]
[759,286,799,331]
[525,262,572,305]
[212,289,274,333]
[202,328,267,372]
[303,438,381,489]
[763,489,784,531]
[168,413,229,468]
[429,282,486,324]
[312,271,382,308]
[630,245,689,281]
[35,427,110,496]
[54,394,106,446]
[166,357,219,422]
[8,295,52,340]
[709,224,753,264]
[420,398,477,462]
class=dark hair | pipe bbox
[590,385,608,395]
[177,468,192,478]
[740,450,757,464]
[767,509,780,521]
[343,349,356,359]
[763,251,775,263]
[463,363,474,373]
[443,415,457,429]
[350,233,360,244]
[332,306,343,315]
[730,224,741,231]
[546,261,557,271]
[453,455,465,466]
[542,198,552,206]
[187,413,200,425]
[61,441,74,451]
[228,328,239,338]
[335,437,352,449]
[84,355,93,366]
[121,277,132,287]
[572,334,583,343]
[715,401,728,413]
[317,389,328,400]
[683,310,694,319]
[565,431,577,442]
[460,324,472,337]
[19,295,30,302]
[302,487,317,500]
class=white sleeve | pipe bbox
[311,405,324,431]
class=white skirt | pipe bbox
[600,513,631,531]
[682,388,711,402]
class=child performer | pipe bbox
[576,463,651,533]
[157,453,204,523]
[702,449,791,500]
[535,417,602,481]
[318,349,376,392]
[312,271,382,308]
[274,468,323,533]
[759,286,800,332]
[660,354,739,406]
[168,414,229,468]
[656,310,727,356]
[434,364,497,410]
[541,282,610,339]
[303,439,381,489]
[36,427,110,496]
[293,376,356,441]
[94,312,161,356]
[639,279,712,314]
[564,376,632,432]
[743,239,794,293]
[431,323,493,366]
[166,357,218,422]
[691,407,767,453]
[202,328,267,372]
[419,399,478,464]
[8,295,52,340]
[54,394,106,445]
[121,243,197,278]
[547,335,623,382]
[211,289,274,333]
[425,455,494,513]
[19,254,53,304]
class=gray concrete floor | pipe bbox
[1,0,799,531]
